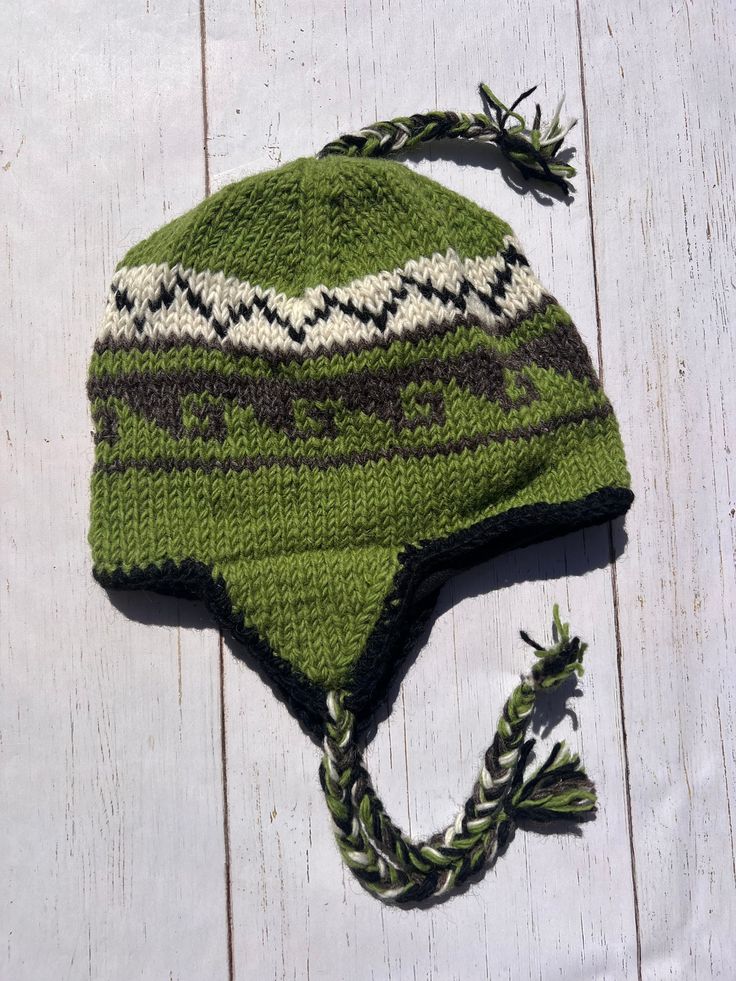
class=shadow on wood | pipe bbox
[377,137,578,205]
[105,516,627,751]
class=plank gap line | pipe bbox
[198,0,211,197]
[219,634,236,981]
[575,2,644,977]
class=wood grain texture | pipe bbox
[204,1,637,978]
[1,0,734,978]
[0,2,228,979]
[578,1,736,976]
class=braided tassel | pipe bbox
[317,82,577,194]
[319,606,596,904]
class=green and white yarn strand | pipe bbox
[319,606,597,904]
[318,82,577,194]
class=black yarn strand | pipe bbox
[317,81,577,194]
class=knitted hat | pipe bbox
[89,85,632,904]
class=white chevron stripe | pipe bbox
[97,236,549,356]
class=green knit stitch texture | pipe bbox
[90,153,632,703]
[90,413,628,688]
[119,156,513,294]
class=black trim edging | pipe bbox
[94,486,633,737]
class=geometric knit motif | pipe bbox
[98,239,541,354]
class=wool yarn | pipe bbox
[88,84,632,904]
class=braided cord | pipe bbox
[317,83,577,194]
[319,606,597,904]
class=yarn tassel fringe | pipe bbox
[319,605,597,905]
[509,740,597,823]
[317,82,577,194]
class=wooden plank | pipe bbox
[0,3,229,979]
[203,1,639,976]
[577,0,736,977]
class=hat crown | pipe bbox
[119,155,513,295]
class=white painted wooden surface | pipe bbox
[1,1,734,978]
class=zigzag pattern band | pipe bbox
[97,238,548,357]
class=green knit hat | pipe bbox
[89,85,632,904]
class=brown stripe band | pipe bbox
[94,405,613,476]
[88,322,598,442]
